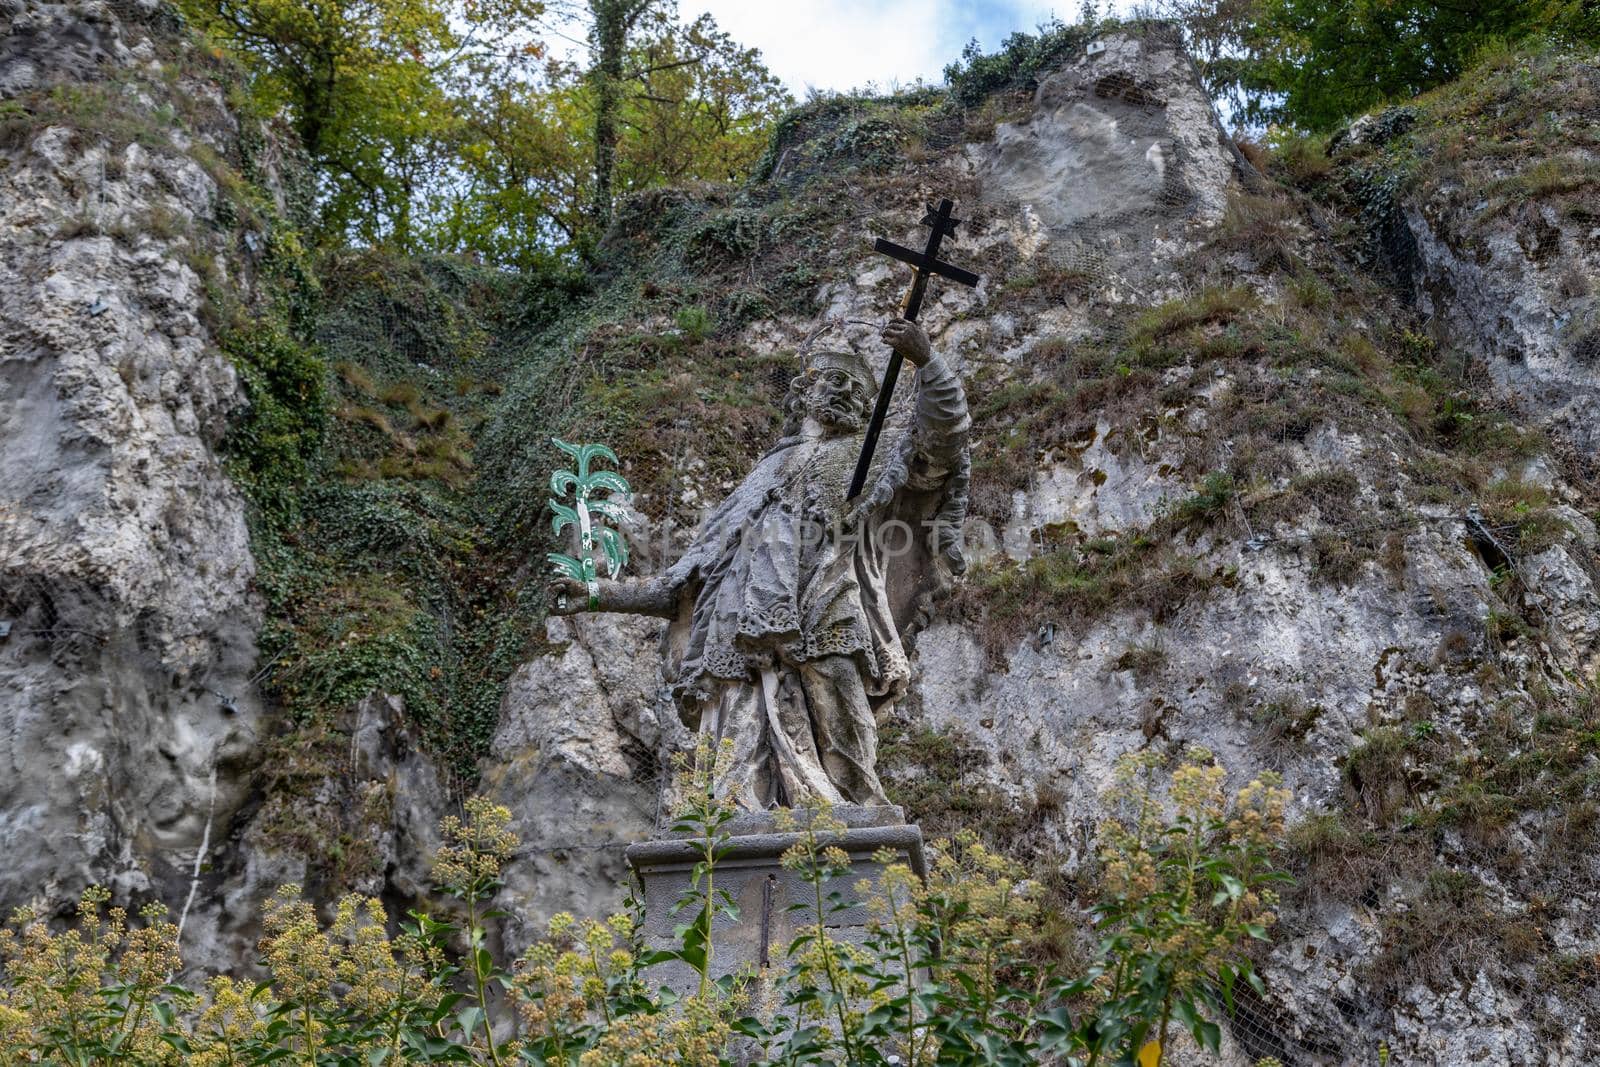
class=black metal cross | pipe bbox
[846,198,981,500]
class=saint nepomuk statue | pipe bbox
[551,318,969,810]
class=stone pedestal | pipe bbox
[625,805,926,998]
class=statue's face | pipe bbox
[805,367,873,434]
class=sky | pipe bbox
[689,1,1067,95]
[551,2,1141,97]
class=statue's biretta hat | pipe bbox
[807,349,879,395]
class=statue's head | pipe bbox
[789,349,877,436]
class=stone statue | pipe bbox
[552,319,969,810]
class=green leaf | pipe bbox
[584,469,631,497]
[1218,962,1238,1011]
[599,526,629,575]
[549,499,579,534]
[546,552,583,579]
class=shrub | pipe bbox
[0,747,1289,1066]
[943,20,1094,109]
[674,304,714,344]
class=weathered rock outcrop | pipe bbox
[1339,51,1600,462]
[0,0,263,936]
[477,614,662,955]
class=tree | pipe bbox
[438,6,791,264]
[615,13,792,188]
[586,0,656,230]
[181,0,546,245]
[1151,0,1599,130]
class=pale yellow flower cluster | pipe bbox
[927,832,1038,999]
[330,894,405,1017]
[0,887,183,1063]
[191,976,269,1066]
[1231,772,1291,848]
[434,796,520,892]
[255,884,443,1059]
[513,911,637,1035]
[1170,748,1228,822]
[776,798,851,874]
[860,849,921,932]
[1095,748,1291,998]
[260,884,339,1007]
[576,993,731,1066]
[787,928,876,1027]
[512,905,749,1063]
[668,735,740,827]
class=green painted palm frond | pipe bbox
[551,438,621,480]
[549,500,580,536]
[548,438,631,586]
[598,527,629,576]
[551,468,579,497]
[574,442,619,478]
[547,552,584,580]
[582,469,631,499]
[586,498,629,523]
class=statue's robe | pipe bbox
[661,354,970,809]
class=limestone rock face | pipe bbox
[981,24,1234,275]
[478,614,662,955]
[0,0,153,96]
[1403,193,1600,456]
[0,0,262,929]
[479,29,1600,1065]
[524,30,1600,1065]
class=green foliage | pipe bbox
[1172,0,1599,130]
[177,0,790,260]
[437,8,793,264]
[956,533,1227,666]
[673,303,713,342]
[0,756,1289,1065]
[751,89,944,184]
[1088,749,1290,1059]
[222,320,329,521]
[236,254,562,810]
[1168,472,1237,530]
[177,0,545,246]
[943,18,1095,109]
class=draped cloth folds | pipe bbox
[661,355,970,810]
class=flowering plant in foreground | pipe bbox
[0,746,1288,1066]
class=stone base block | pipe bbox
[624,805,925,999]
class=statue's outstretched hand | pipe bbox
[547,577,590,615]
[881,318,931,366]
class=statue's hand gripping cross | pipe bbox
[847,198,981,501]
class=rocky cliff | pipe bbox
[0,0,276,958]
[2,4,1598,1063]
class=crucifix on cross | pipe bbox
[847,198,981,500]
